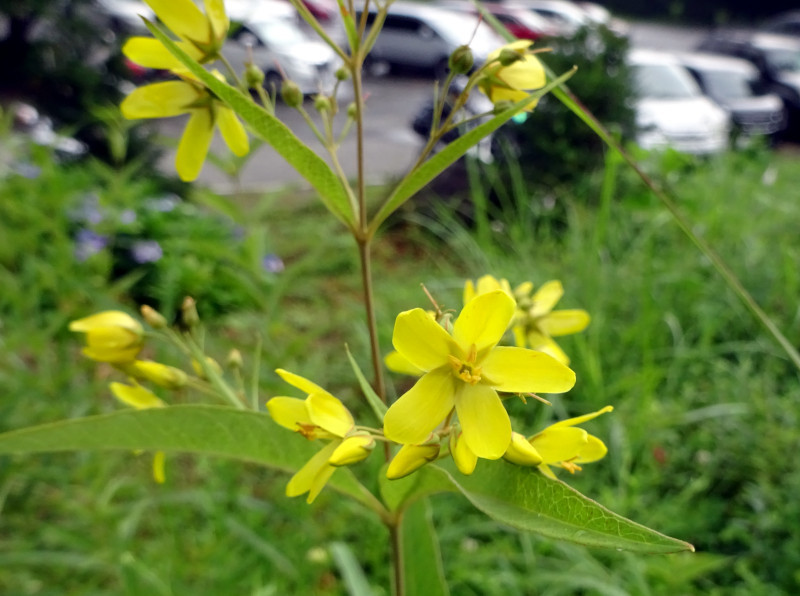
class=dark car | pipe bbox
[697,32,800,138]
[676,52,787,139]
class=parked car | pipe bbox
[676,52,786,139]
[224,18,337,95]
[697,32,800,137]
[356,2,505,79]
[503,0,591,37]
[760,11,800,38]
[437,1,556,41]
[629,49,730,154]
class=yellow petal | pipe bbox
[527,334,571,366]
[463,279,476,306]
[392,308,458,372]
[69,311,142,334]
[452,290,515,355]
[498,56,546,90]
[329,435,375,467]
[481,346,576,393]
[489,86,534,107]
[152,451,166,484]
[306,392,354,438]
[450,430,478,475]
[530,427,587,464]
[120,81,198,119]
[549,405,614,429]
[383,369,456,446]
[487,39,533,62]
[175,109,213,181]
[385,350,425,376]
[145,0,209,43]
[216,105,249,156]
[275,368,328,396]
[386,443,440,480]
[83,344,142,364]
[266,396,312,431]
[286,441,339,503]
[204,0,229,41]
[576,435,608,464]
[125,360,187,389]
[122,37,201,69]
[455,383,510,460]
[539,310,591,336]
[109,382,165,410]
[530,280,563,317]
[504,431,543,466]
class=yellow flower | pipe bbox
[386,443,441,480]
[69,311,144,364]
[383,290,576,460]
[123,0,229,71]
[122,360,188,389]
[464,276,590,365]
[109,381,167,483]
[505,406,613,478]
[449,429,478,475]
[121,74,248,181]
[266,369,373,503]
[479,40,546,110]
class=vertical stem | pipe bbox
[357,237,387,404]
[390,517,405,596]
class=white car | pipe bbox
[630,49,731,154]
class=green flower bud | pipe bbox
[140,304,167,329]
[281,80,304,108]
[314,95,331,113]
[335,66,349,81]
[226,348,243,369]
[346,102,357,119]
[449,44,474,74]
[244,63,265,88]
[181,296,199,327]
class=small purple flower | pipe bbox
[13,161,41,179]
[74,229,108,262]
[131,240,163,264]
[71,193,104,225]
[145,194,180,213]
[119,209,137,225]
[262,253,285,274]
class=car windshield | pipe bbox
[699,69,753,99]
[763,48,800,72]
[251,20,308,46]
[634,63,700,99]
[435,13,499,49]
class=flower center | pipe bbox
[448,344,482,385]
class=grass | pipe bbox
[2,144,800,594]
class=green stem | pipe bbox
[390,516,405,596]
[357,237,386,404]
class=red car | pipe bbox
[439,2,555,41]
[300,0,338,21]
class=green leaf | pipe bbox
[380,460,693,554]
[144,21,355,229]
[400,499,450,596]
[329,542,374,596]
[345,344,388,421]
[0,406,382,512]
[369,68,575,232]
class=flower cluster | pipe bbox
[120,0,248,181]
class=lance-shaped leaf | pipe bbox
[0,406,383,513]
[400,498,449,596]
[144,20,356,229]
[379,460,693,554]
[368,68,575,233]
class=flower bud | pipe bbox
[192,356,223,380]
[181,296,199,327]
[281,80,304,108]
[503,431,543,467]
[329,434,375,467]
[335,66,349,81]
[314,95,331,113]
[386,442,440,480]
[346,102,357,119]
[449,44,473,74]
[450,430,477,475]
[69,311,144,364]
[498,47,525,66]
[226,348,243,369]
[140,304,167,329]
[125,360,188,390]
[109,381,165,410]
[245,63,265,88]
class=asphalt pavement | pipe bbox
[156,21,711,192]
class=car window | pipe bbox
[695,69,753,99]
[633,63,700,99]
[382,15,421,33]
[762,48,800,72]
[250,20,309,46]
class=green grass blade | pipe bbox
[400,499,450,596]
[329,542,374,596]
[0,406,383,513]
[143,21,355,229]
[368,68,576,233]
